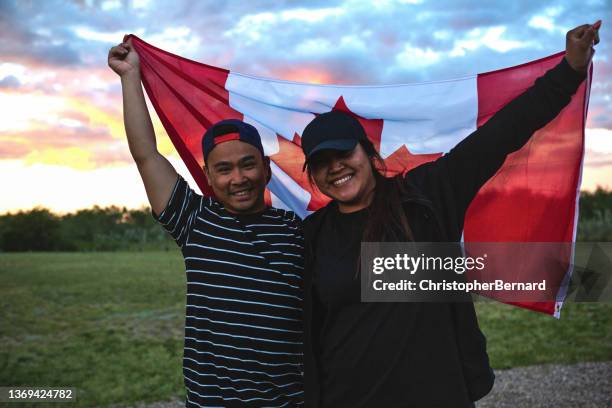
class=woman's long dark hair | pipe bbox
[307,138,415,242]
[360,139,414,243]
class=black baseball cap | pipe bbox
[301,110,367,171]
[202,119,264,163]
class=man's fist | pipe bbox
[108,37,140,77]
[565,20,601,73]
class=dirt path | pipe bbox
[139,361,612,407]
[476,361,612,408]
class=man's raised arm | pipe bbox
[108,37,178,216]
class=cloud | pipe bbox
[0,0,609,211]
[396,45,442,68]
[199,0,607,86]
[0,122,132,167]
[145,27,201,55]
[0,140,30,159]
[72,26,134,44]
[584,150,612,168]
[586,128,612,155]
[4,0,609,85]
[225,7,345,45]
[449,26,531,56]
[0,75,20,89]
[0,2,82,66]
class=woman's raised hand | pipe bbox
[565,20,601,73]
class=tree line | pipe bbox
[576,187,612,242]
[0,206,174,252]
[0,187,611,251]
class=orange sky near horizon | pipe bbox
[1,61,611,215]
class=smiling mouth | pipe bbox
[332,175,353,186]
[231,189,251,197]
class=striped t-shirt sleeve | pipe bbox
[153,175,203,247]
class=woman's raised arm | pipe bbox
[435,21,600,222]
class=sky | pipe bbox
[0,0,610,214]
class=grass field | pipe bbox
[1,251,611,407]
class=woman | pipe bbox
[300,22,600,407]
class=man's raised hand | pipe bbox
[565,20,601,73]
[108,37,140,77]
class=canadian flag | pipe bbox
[129,35,592,317]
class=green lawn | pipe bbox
[0,252,186,407]
[0,251,610,407]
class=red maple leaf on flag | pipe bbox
[269,96,443,211]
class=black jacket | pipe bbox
[302,58,586,407]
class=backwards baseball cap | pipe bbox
[202,119,264,163]
[301,110,367,171]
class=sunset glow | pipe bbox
[1,1,609,213]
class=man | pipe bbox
[108,38,304,407]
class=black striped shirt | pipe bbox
[155,176,304,407]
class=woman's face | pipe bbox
[309,143,377,212]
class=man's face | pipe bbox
[204,140,270,214]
